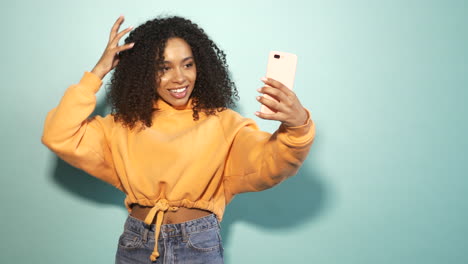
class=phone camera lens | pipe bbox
[274,54,280,59]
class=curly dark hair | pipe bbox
[106,16,238,130]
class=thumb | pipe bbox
[112,58,120,68]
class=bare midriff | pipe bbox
[130,204,212,225]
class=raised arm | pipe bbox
[223,77,315,201]
[223,111,315,200]
[41,15,135,191]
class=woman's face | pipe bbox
[156,37,197,109]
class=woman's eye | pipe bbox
[185,63,194,68]
[162,67,170,72]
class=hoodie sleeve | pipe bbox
[222,109,315,203]
[41,72,123,191]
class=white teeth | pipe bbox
[169,87,187,93]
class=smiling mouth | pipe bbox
[168,86,188,93]
[167,86,189,99]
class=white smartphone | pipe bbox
[260,51,298,114]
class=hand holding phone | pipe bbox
[260,51,297,114]
[256,51,308,127]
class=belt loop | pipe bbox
[181,223,188,242]
[142,226,149,243]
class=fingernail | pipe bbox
[129,43,135,47]
[256,96,261,100]
[255,112,260,116]
[256,88,261,92]
[261,77,267,82]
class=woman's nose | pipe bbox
[172,68,187,83]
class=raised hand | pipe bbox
[255,77,309,127]
[91,15,135,79]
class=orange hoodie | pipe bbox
[41,71,316,261]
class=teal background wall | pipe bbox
[1,0,467,263]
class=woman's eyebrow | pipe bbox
[163,57,194,64]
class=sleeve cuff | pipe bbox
[278,108,315,145]
[81,71,103,94]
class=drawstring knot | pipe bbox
[143,199,178,262]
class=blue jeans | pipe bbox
[115,214,224,264]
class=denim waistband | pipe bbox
[124,213,219,238]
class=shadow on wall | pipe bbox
[220,159,328,246]
[52,157,125,208]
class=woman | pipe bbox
[41,15,315,264]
